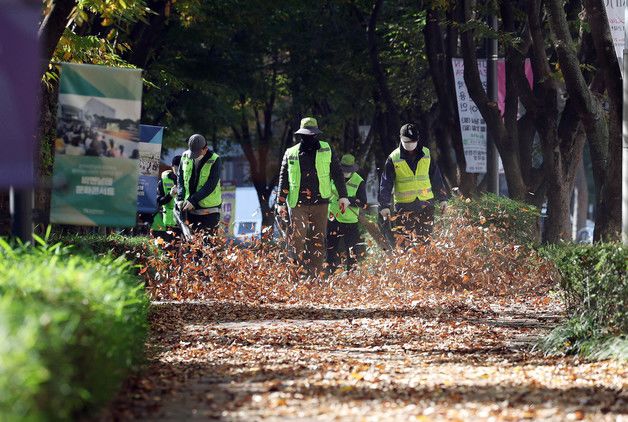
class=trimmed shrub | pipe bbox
[539,243,627,359]
[49,232,156,259]
[443,193,540,245]
[0,240,149,420]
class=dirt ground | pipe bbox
[102,298,626,421]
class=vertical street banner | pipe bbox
[604,0,625,73]
[452,58,488,173]
[137,125,164,214]
[50,63,143,227]
[0,3,40,187]
[221,184,237,236]
[452,58,532,173]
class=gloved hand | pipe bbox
[182,200,195,212]
[338,197,350,213]
[379,207,391,220]
[439,200,448,215]
[176,200,184,211]
[276,204,288,219]
[170,185,178,196]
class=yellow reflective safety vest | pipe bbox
[286,140,332,208]
[329,172,363,223]
[161,170,176,227]
[390,146,434,204]
[181,151,222,208]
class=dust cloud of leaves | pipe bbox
[144,215,554,306]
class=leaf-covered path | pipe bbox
[104,299,626,421]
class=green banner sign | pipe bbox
[50,63,143,227]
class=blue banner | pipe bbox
[137,125,164,213]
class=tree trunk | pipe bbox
[583,0,622,241]
[545,174,573,242]
[424,7,474,194]
[39,0,76,76]
[459,0,529,200]
[367,0,399,155]
[546,0,616,241]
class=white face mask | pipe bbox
[343,172,352,179]
[402,141,418,152]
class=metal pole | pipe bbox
[623,5,628,245]
[486,7,499,195]
[10,187,33,244]
[572,187,579,241]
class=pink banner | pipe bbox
[497,60,533,115]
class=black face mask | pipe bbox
[300,135,318,151]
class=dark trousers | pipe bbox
[288,204,328,277]
[327,220,363,271]
[188,212,220,235]
[394,204,434,245]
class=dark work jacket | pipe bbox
[378,144,449,212]
[157,170,177,207]
[277,141,348,206]
[176,150,222,209]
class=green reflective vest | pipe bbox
[390,146,434,204]
[151,212,166,231]
[161,170,176,227]
[286,140,332,208]
[181,152,222,208]
[329,172,363,224]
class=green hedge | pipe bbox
[539,243,627,359]
[0,239,149,420]
[444,193,540,245]
[49,232,155,258]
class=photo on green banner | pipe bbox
[51,63,143,227]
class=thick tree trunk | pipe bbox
[546,0,616,241]
[542,128,586,242]
[39,0,76,76]
[583,0,622,241]
[545,175,573,242]
[459,0,529,200]
[424,7,476,195]
[525,0,588,242]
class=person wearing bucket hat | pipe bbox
[176,134,222,234]
[276,117,350,278]
[327,153,368,272]
[378,123,449,245]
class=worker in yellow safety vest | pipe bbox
[378,123,449,244]
[152,155,182,243]
[176,134,222,234]
[276,117,350,278]
[327,154,368,272]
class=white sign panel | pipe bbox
[452,58,487,173]
[604,0,625,73]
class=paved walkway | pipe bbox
[103,300,626,421]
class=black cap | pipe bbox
[400,123,419,142]
[188,134,207,159]
[171,155,182,166]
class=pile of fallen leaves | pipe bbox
[144,214,554,305]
